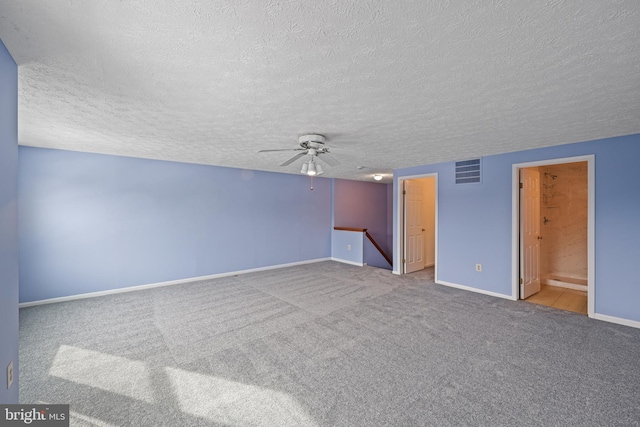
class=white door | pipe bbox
[404,180,425,273]
[520,168,541,298]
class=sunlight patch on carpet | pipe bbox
[165,366,318,427]
[49,345,155,403]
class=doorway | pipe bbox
[512,156,594,316]
[398,175,437,276]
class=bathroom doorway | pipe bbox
[513,155,594,316]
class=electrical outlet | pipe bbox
[7,361,13,389]
[347,244,351,251]
[475,264,482,272]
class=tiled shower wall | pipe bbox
[540,162,588,282]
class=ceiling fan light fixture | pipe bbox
[374,174,383,181]
[262,133,339,173]
[307,161,317,176]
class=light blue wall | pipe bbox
[331,230,363,265]
[394,134,640,323]
[0,39,19,403]
[386,184,393,257]
[19,147,332,303]
[363,238,391,270]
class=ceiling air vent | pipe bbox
[455,159,481,184]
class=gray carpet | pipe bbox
[19,261,640,426]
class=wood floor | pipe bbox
[525,284,588,315]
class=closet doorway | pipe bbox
[398,174,437,276]
[513,155,594,316]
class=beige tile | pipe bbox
[524,285,587,315]
[526,285,562,306]
[553,291,587,314]
[563,288,587,296]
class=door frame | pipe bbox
[511,155,595,317]
[396,173,438,276]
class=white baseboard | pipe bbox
[543,279,588,291]
[546,273,588,285]
[436,280,517,301]
[593,313,640,329]
[19,257,332,308]
[330,257,364,267]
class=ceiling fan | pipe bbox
[258,134,340,173]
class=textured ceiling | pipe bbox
[1,1,639,183]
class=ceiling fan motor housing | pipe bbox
[299,134,326,147]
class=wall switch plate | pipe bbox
[347,244,351,251]
[475,264,482,272]
[7,361,13,389]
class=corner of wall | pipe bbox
[0,37,19,403]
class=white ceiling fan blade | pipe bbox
[318,153,340,167]
[258,148,304,153]
[280,152,307,166]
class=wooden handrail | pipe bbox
[333,227,367,232]
[333,226,392,267]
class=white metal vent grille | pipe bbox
[455,159,481,184]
